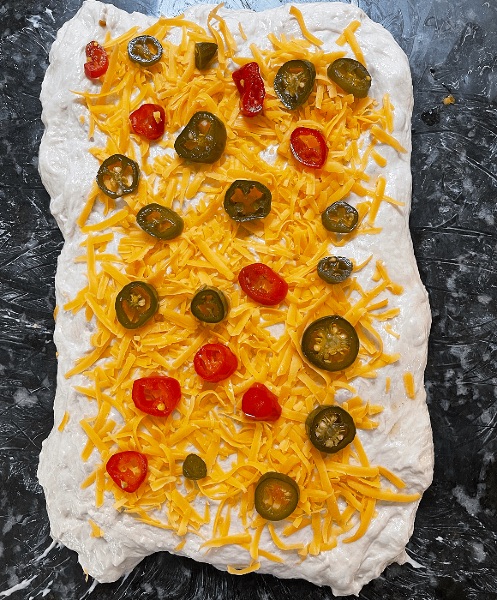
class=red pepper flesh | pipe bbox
[232,62,265,117]
[130,104,166,140]
[242,383,282,421]
[84,41,109,79]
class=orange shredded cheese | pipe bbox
[58,411,70,432]
[89,519,104,538]
[61,6,420,570]
[403,371,416,399]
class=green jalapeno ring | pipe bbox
[327,58,372,98]
[254,472,300,521]
[174,111,227,164]
[223,179,272,222]
[301,315,359,372]
[317,256,353,284]
[136,203,184,240]
[115,281,159,329]
[274,59,316,110]
[195,42,218,70]
[183,453,207,480]
[305,405,356,454]
[96,154,139,199]
[191,285,229,323]
[322,201,359,233]
[128,35,163,66]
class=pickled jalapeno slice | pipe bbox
[191,286,229,323]
[96,154,139,198]
[115,281,159,329]
[305,405,356,453]
[195,42,218,69]
[136,203,184,240]
[327,58,371,98]
[183,453,207,480]
[254,472,300,521]
[301,315,359,371]
[128,35,163,66]
[174,111,227,163]
[224,179,272,222]
[322,201,359,233]
[317,256,353,284]
[274,59,316,110]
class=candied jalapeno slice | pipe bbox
[301,315,359,372]
[322,201,359,233]
[84,41,109,79]
[129,104,165,140]
[254,472,300,521]
[132,376,181,417]
[195,42,218,69]
[96,154,139,199]
[327,58,371,98]
[238,263,288,306]
[115,281,159,329]
[174,111,227,163]
[232,62,265,117]
[305,405,356,454]
[191,286,229,323]
[290,127,328,169]
[224,179,272,222]
[183,453,207,480]
[274,59,316,110]
[128,35,163,66]
[106,450,148,493]
[193,343,238,383]
[317,256,353,284]
[136,203,184,240]
[242,383,282,421]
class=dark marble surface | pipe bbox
[1,0,497,598]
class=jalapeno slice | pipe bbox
[301,315,359,371]
[305,405,356,454]
[191,286,229,323]
[254,472,300,521]
[274,59,316,110]
[136,203,184,240]
[128,35,163,66]
[322,201,359,233]
[96,154,139,199]
[115,281,159,329]
[327,58,372,98]
[195,42,218,70]
[317,256,353,284]
[183,453,207,480]
[224,180,272,222]
[174,111,227,164]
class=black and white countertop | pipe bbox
[1,0,496,598]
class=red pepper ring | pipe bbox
[238,262,288,306]
[242,383,282,421]
[132,376,181,417]
[84,41,109,79]
[106,450,148,493]
[232,62,266,117]
[129,104,166,140]
[194,343,238,383]
[290,126,328,169]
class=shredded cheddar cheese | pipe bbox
[62,6,419,571]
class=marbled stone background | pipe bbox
[1,0,496,598]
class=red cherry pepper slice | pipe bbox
[129,104,166,140]
[106,450,148,493]
[232,62,265,117]
[84,41,109,79]
[238,263,288,306]
[194,343,238,383]
[132,376,181,417]
[242,383,282,421]
[290,126,328,169]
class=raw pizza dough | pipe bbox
[38,1,433,596]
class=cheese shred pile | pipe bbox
[64,5,419,571]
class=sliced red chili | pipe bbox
[290,127,328,169]
[84,41,109,79]
[194,343,238,383]
[238,263,288,306]
[232,62,265,117]
[129,104,166,140]
[106,451,148,493]
[242,383,282,421]
[132,376,181,417]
